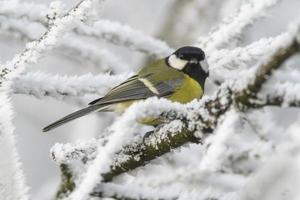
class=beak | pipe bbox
[190,58,198,64]
[200,59,209,74]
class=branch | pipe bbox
[58,36,130,72]
[246,82,300,108]
[0,1,172,58]
[234,38,300,109]
[0,94,30,200]
[0,0,104,86]
[0,13,128,71]
[12,72,131,101]
[209,33,291,83]
[53,87,232,199]
[196,0,279,53]
[76,20,172,58]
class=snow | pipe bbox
[50,139,98,165]
[259,82,300,106]
[230,30,298,91]
[0,0,171,58]
[1,0,103,78]
[209,33,291,83]
[197,0,279,53]
[0,0,106,199]
[77,19,172,58]
[1,0,300,199]
[199,110,241,172]
[0,93,29,200]
[13,72,132,101]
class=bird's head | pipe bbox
[166,46,209,85]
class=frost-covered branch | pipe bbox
[75,20,172,57]
[209,33,292,83]
[59,36,130,72]
[53,87,232,199]
[0,0,105,86]
[13,72,131,101]
[197,0,279,53]
[246,82,300,108]
[0,1,172,58]
[0,94,29,200]
[0,6,128,71]
[234,37,299,109]
[0,0,47,24]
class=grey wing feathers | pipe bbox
[89,75,176,105]
[101,77,154,103]
[43,104,106,132]
[43,74,182,132]
[148,77,182,96]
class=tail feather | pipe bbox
[43,105,104,132]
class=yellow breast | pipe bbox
[168,74,203,103]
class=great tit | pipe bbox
[43,46,209,132]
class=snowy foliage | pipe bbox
[196,0,279,52]
[0,93,29,200]
[1,0,300,200]
[13,72,132,102]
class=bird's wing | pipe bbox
[89,73,183,106]
[43,60,184,132]
[43,73,183,132]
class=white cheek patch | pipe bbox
[168,54,188,70]
[200,58,209,73]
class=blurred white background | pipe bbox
[1,0,300,199]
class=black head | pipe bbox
[166,46,209,87]
[175,46,205,61]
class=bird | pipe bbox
[43,46,209,132]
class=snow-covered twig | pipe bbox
[0,0,47,24]
[0,0,105,86]
[58,36,130,72]
[234,37,299,109]
[0,8,128,71]
[76,20,172,58]
[0,94,29,200]
[249,82,300,108]
[13,72,131,101]
[51,140,98,165]
[0,1,172,58]
[209,33,292,83]
[197,0,279,53]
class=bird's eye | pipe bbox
[178,54,184,59]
